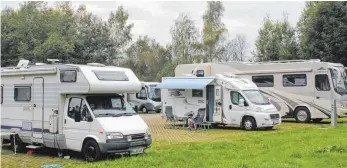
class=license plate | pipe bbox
[273,119,280,125]
[130,141,145,147]
[130,148,144,155]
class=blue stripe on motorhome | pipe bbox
[1,125,50,133]
[295,99,331,117]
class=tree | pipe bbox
[253,13,300,61]
[297,2,347,65]
[233,34,249,61]
[170,13,198,64]
[218,40,236,62]
[194,1,227,62]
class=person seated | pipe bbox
[187,111,198,130]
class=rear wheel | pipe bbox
[83,140,101,162]
[295,107,311,123]
[242,117,256,131]
[312,118,323,123]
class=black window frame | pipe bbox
[315,74,331,91]
[196,70,204,77]
[252,75,274,87]
[93,70,129,81]
[60,70,77,83]
[14,86,31,101]
[282,74,307,87]
[192,89,203,97]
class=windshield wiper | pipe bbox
[97,113,115,116]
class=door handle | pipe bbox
[316,97,320,99]
[64,119,66,124]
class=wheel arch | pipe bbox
[241,115,257,127]
[81,135,100,152]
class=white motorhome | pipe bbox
[157,74,281,130]
[175,59,347,123]
[127,82,161,113]
[0,60,152,162]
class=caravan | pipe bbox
[175,60,347,123]
[127,82,162,113]
[157,74,281,130]
[0,60,152,162]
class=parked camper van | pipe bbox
[127,82,161,113]
[175,60,347,123]
[0,60,152,162]
[157,74,281,130]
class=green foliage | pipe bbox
[297,2,347,65]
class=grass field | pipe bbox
[1,113,347,168]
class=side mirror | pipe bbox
[74,111,81,122]
[267,97,271,102]
[134,105,138,113]
[239,99,245,107]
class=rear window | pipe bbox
[93,71,129,81]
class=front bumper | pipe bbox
[99,137,152,154]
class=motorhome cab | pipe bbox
[157,74,281,130]
[175,59,347,123]
[0,60,152,162]
[127,82,162,113]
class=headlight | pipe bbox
[106,132,123,139]
[144,129,150,139]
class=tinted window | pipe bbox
[283,74,307,87]
[93,71,129,81]
[68,98,90,121]
[60,70,77,82]
[315,74,330,91]
[192,89,203,97]
[136,87,147,100]
[252,75,274,87]
[14,86,31,101]
[196,70,204,77]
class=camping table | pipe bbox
[0,132,18,155]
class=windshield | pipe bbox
[147,85,161,102]
[86,95,136,117]
[242,90,270,105]
[330,67,347,95]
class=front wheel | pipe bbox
[242,117,256,131]
[83,140,101,162]
[142,107,148,113]
[295,107,311,123]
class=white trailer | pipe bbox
[157,74,281,130]
[175,59,347,123]
[127,82,161,113]
[0,60,152,161]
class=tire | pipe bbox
[242,117,256,131]
[142,107,148,113]
[312,118,323,123]
[83,140,101,162]
[10,135,26,153]
[295,107,311,123]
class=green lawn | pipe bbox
[1,117,347,168]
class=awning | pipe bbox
[156,78,214,89]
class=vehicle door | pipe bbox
[213,85,222,122]
[223,90,247,125]
[314,71,333,117]
[136,87,149,110]
[63,97,93,152]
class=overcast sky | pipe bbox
[1,1,306,55]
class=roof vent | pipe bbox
[17,60,30,68]
[47,59,60,64]
[87,63,105,67]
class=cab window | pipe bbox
[230,91,248,106]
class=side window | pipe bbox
[315,74,330,91]
[192,89,203,97]
[136,87,147,100]
[14,86,31,101]
[60,70,77,82]
[230,91,248,106]
[68,98,90,121]
[283,74,307,87]
[252,75,274,87]
[1,86,3,104]
[196,70,204,77]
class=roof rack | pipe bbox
[248,59,321,64]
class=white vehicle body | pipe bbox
[0,60,152,161]
[157,74,281,130]
[175,60,347,122]
[127,82,161,113]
